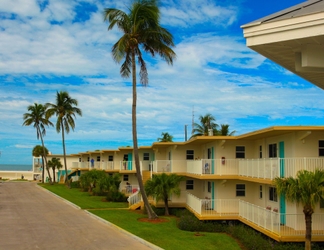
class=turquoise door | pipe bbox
[279,141,286,225]
[279,141,285,178]
[128,153,133,170]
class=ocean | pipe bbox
[0,164,33,171]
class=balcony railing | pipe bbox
[187,193,324,238]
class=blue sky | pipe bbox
[1,0,324,164]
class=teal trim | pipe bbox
[211,182,215,209]
[280,194,286,225]
[128,153,133,170]
[279,141,286,225]
[279,141,285,177]
[211,147,215,174]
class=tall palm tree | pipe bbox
[23,103,53,184]
[104,0,176,219]
[218,124,236,136]
[157,132,173,142]
[32,145,51,183]
[274,169,324,250]
[192,113,218,137]
[45,91,82,185]
[48,157,62,183]
[145,173,185,215]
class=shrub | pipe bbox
[106,190,127,202]
[70,181,80,188]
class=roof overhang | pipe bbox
[241,0,324,90]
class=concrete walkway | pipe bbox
[0,182,158,250]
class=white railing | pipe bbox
[187,194,324,237]
[239,200,280,234]
[186,159,239,175]
[127,190,141,207]
[120,161,135,171]
[239,158,324,180]
[283,158,324,178]
[239,158,279,180]
[154,160,171,173]
[186,192,202,214]
[124,185,139,194]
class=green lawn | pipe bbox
[40,184,241,250]
[39,183,128,209]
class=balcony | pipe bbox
[186,193,324,242]
[152,158,324,181]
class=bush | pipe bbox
[178,212,225,233]
[106,190,127,202]
[70,181,80,188]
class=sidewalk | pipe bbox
[0,181,159,250]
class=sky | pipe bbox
[1,0,324,165]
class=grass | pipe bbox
[39,183,128,209]
[39,183,242,250]
[91,209,241,250]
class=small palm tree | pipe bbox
[274,169,324,250]
[192,113,218,137]
[218,124,236,136]
[23,103,53,184]
[157,132,173,142]
[145,173,185,215]
[104,0,176,219]
[48,157,62,183]
[32,145,51,183]
[46,91,82,185]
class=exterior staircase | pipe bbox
[128,170,152,210]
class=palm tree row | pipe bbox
[23,91,82,185]
[192,113,236,137]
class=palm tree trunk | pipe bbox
[38,126,52,184]
[131,50,157,219]
[164,197,170,216]
[61,122,69,187]
[52,167,56,183]
[304,208,313,250]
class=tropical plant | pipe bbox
[192,113,218,137]
[145,173,185,215]
[274,169,324,250]
[32,145,51,183]
[218,124,236,136]
[157,132,173,142]
[47,157,63,183]
[23,103,53,184]
[104,0,176,219]
[45,91,82,185]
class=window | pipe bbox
[87,157,90,162]
[236,146,245,159]
[319,140,324,156]
[259,185,263,199]
[97,156,100,162]
[207,181,211,193]
[186,180,194,190]
[236,184,245,196]
[108,155,113,161]
[259,145,262,158]
[269,187,278,202]
[186,150,194,160]
[269,144,277,158]
[79,158,81,162]
[123,175,129,181]
[143,153,150,161]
